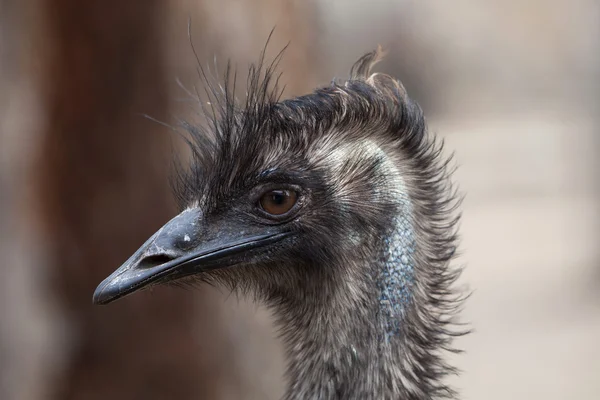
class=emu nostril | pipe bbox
[138,254,175,269]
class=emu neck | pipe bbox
[277,206,418,400]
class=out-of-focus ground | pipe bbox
[1,1,599,399]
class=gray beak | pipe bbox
[92,207,290,305]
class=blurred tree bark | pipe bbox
[0,1,39,399]
[37,1,218,398]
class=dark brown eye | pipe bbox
[259,189,298,216]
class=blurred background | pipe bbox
[1,0,598,399]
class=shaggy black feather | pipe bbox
[170,45,467,400]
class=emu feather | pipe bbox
[94,47,466,400]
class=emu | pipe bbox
[93,48,465,399]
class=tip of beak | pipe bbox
[92,279,121,305]
[92,270,143,305]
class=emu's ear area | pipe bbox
[92,207,292,305]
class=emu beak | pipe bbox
[92,207,290,305]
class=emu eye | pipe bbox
[259,190,298,216]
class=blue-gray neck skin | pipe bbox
[375,210,416,342]
[274,200,426,400]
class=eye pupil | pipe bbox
[259,189,298,216]
[271,192,286,205]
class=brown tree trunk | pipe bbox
[37,1,217,398]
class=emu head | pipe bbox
[96,49,416,303]
[94,48,463,398]
[93,48,459,354]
